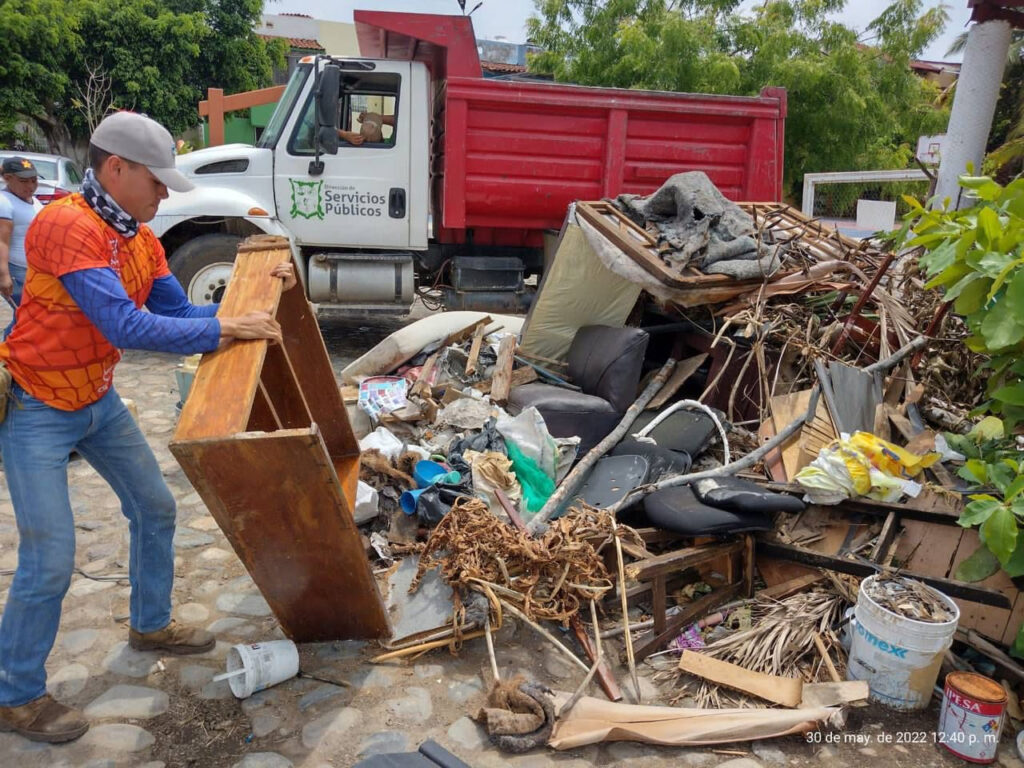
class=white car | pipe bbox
[0,151,84,204]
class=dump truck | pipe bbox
[150,11,787,314]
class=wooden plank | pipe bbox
[678,650,803,707]
[758,572,826,601]
[646,354,708,410]
[171,429,389,641]
[260,343,313,429]
[949,528,1017,640]
[894,519,964,574]
[438,315,492,350]
[490,335,517,404]
[472,365,538,394]
[870,511,899,563]
[174,248,283,441]
[250,383,282,432]
[409,353,439,398]
[571,616,623,703]
[765,483,964,524]
[625,541,744,582]
[757,540,1011,608]
[464,324,488,376]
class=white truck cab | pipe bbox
[152,57,430,312]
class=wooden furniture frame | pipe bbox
[574,200,881,308]
[623,531,755,661]
[170,236,390,642]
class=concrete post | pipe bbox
[933,19,1013,209]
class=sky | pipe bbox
[265,0,975,62]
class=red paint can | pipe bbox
[937,672,1007,763]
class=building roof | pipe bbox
[910,59,961,74]
[279,12,313,18]
[481,60,527,74]
[259,34,324,51]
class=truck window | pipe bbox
[258,65,311,150]
[289,72,400,155]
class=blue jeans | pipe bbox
[3,262,26,340]
[0,384,177,706]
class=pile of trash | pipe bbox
[329,171,1024,758]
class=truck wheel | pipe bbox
[169,233,241,305]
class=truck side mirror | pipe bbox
[317,126,339,154]
[316,65,341,154]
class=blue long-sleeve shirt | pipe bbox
[61,268,221,355]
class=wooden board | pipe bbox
[769,389,835,480]
[647,354,708,411]
[950,529,1018,640]
[173,430,389,641]
[490,335,517,404]
[678,650,803,707]
[171,239,388,642]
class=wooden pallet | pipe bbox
[170,235,390,642]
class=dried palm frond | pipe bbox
[668,589,849,708]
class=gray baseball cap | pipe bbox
[90,111,194,193]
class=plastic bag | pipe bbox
[796,431,931,505]
[358,426,404,462]
[845,431,940,479]
[507,441,555,514]
[496,407,559,482]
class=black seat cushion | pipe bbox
[567,325,649,412]
[507,384,619,454]
[630,407,721,457]
[692,476,806,514]
[611,439,691,483]
[644,484,773,537]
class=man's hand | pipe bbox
[218,309,282,347]
[0,269,12,299]
[271,262,297,292]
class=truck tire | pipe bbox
[169,233,241,306]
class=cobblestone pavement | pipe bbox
[0,309,1021,767]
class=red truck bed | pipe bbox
[355,11,786,245]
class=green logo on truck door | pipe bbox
[289,179,324,220]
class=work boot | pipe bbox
[129,619,215,654]
[0,694,89,743]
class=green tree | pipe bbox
[0,0,285,154]
[527,0,951,199]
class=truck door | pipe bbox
[274,61,412,249]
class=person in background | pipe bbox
[0,111,295,743]
[338,111,396,146]
[0,157,43,337]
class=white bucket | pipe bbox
[846,575,959,710]
[223,640,300,699]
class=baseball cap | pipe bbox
[1,157,38,179]
[90,111,194,193]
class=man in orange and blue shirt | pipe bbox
[0,112,294,743]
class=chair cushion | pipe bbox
[643,484,773,537]
[507,382,620,454]
[611,439,691,483]
[631,407,720,457]
[567,326,649,412]
[692,476,806,515]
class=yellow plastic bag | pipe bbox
[796,431,937,505]
[846,431,940,479]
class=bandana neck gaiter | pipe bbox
[81,168,139,238]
